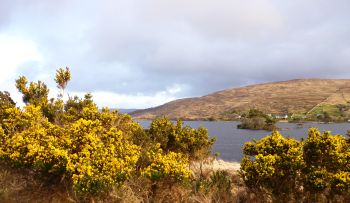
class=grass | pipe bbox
[4,156,347,202]
[308,104,342,117]
[0,162,261,203]
[0,164,75,203]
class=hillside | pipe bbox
[131,79,350,120]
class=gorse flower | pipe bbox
[241,128,350,200]
[0,68,214,194]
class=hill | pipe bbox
[131,79,350,120]
[117,109,139,114]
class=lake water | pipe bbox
[137,120,350,162]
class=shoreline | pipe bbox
[135,118,350,124]
[209,159,241,172]
[191,159,241,173]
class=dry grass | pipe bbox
[0,164,76,203]
[0,162,260,203]
[6,159,339,203]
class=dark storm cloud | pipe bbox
[1,0,350,107]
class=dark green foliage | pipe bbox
[0,91,15,107]
[0,91,16,122]
[15,76,49,107]
[147,117,216,161]
[316,111,332,123]
[55,67,71,98]
[238,109,277,130]
[245,109,267,118]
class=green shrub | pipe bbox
[147,117,216,161]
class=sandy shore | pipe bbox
[191,159,241,174]
[211,159,241,171]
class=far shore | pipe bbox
[135,118,350,124]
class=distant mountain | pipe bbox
[131,79,350,120]
[115,109,139,114]
[99,109,139,114]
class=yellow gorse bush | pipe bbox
[241,128,350,201]
[66,118,141,192]
[0,105,141,193]
[142,146,191,181]
[148,117,215,161]
[0,68,214,194]
[0,105,69,173]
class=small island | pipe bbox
[237,109,277,130]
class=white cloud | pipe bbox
[0,34,43,104]
[69,84,187,109]
[0,34,42,81]
[92,92,175,109]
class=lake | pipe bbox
[137,120,350,162]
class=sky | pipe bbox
[1,0,350,109]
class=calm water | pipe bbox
[137,120,350,162]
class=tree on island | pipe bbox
[237,109,277,130]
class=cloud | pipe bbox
[70,84,185,109]
[1,0,350,108]
[0,34,43,103]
